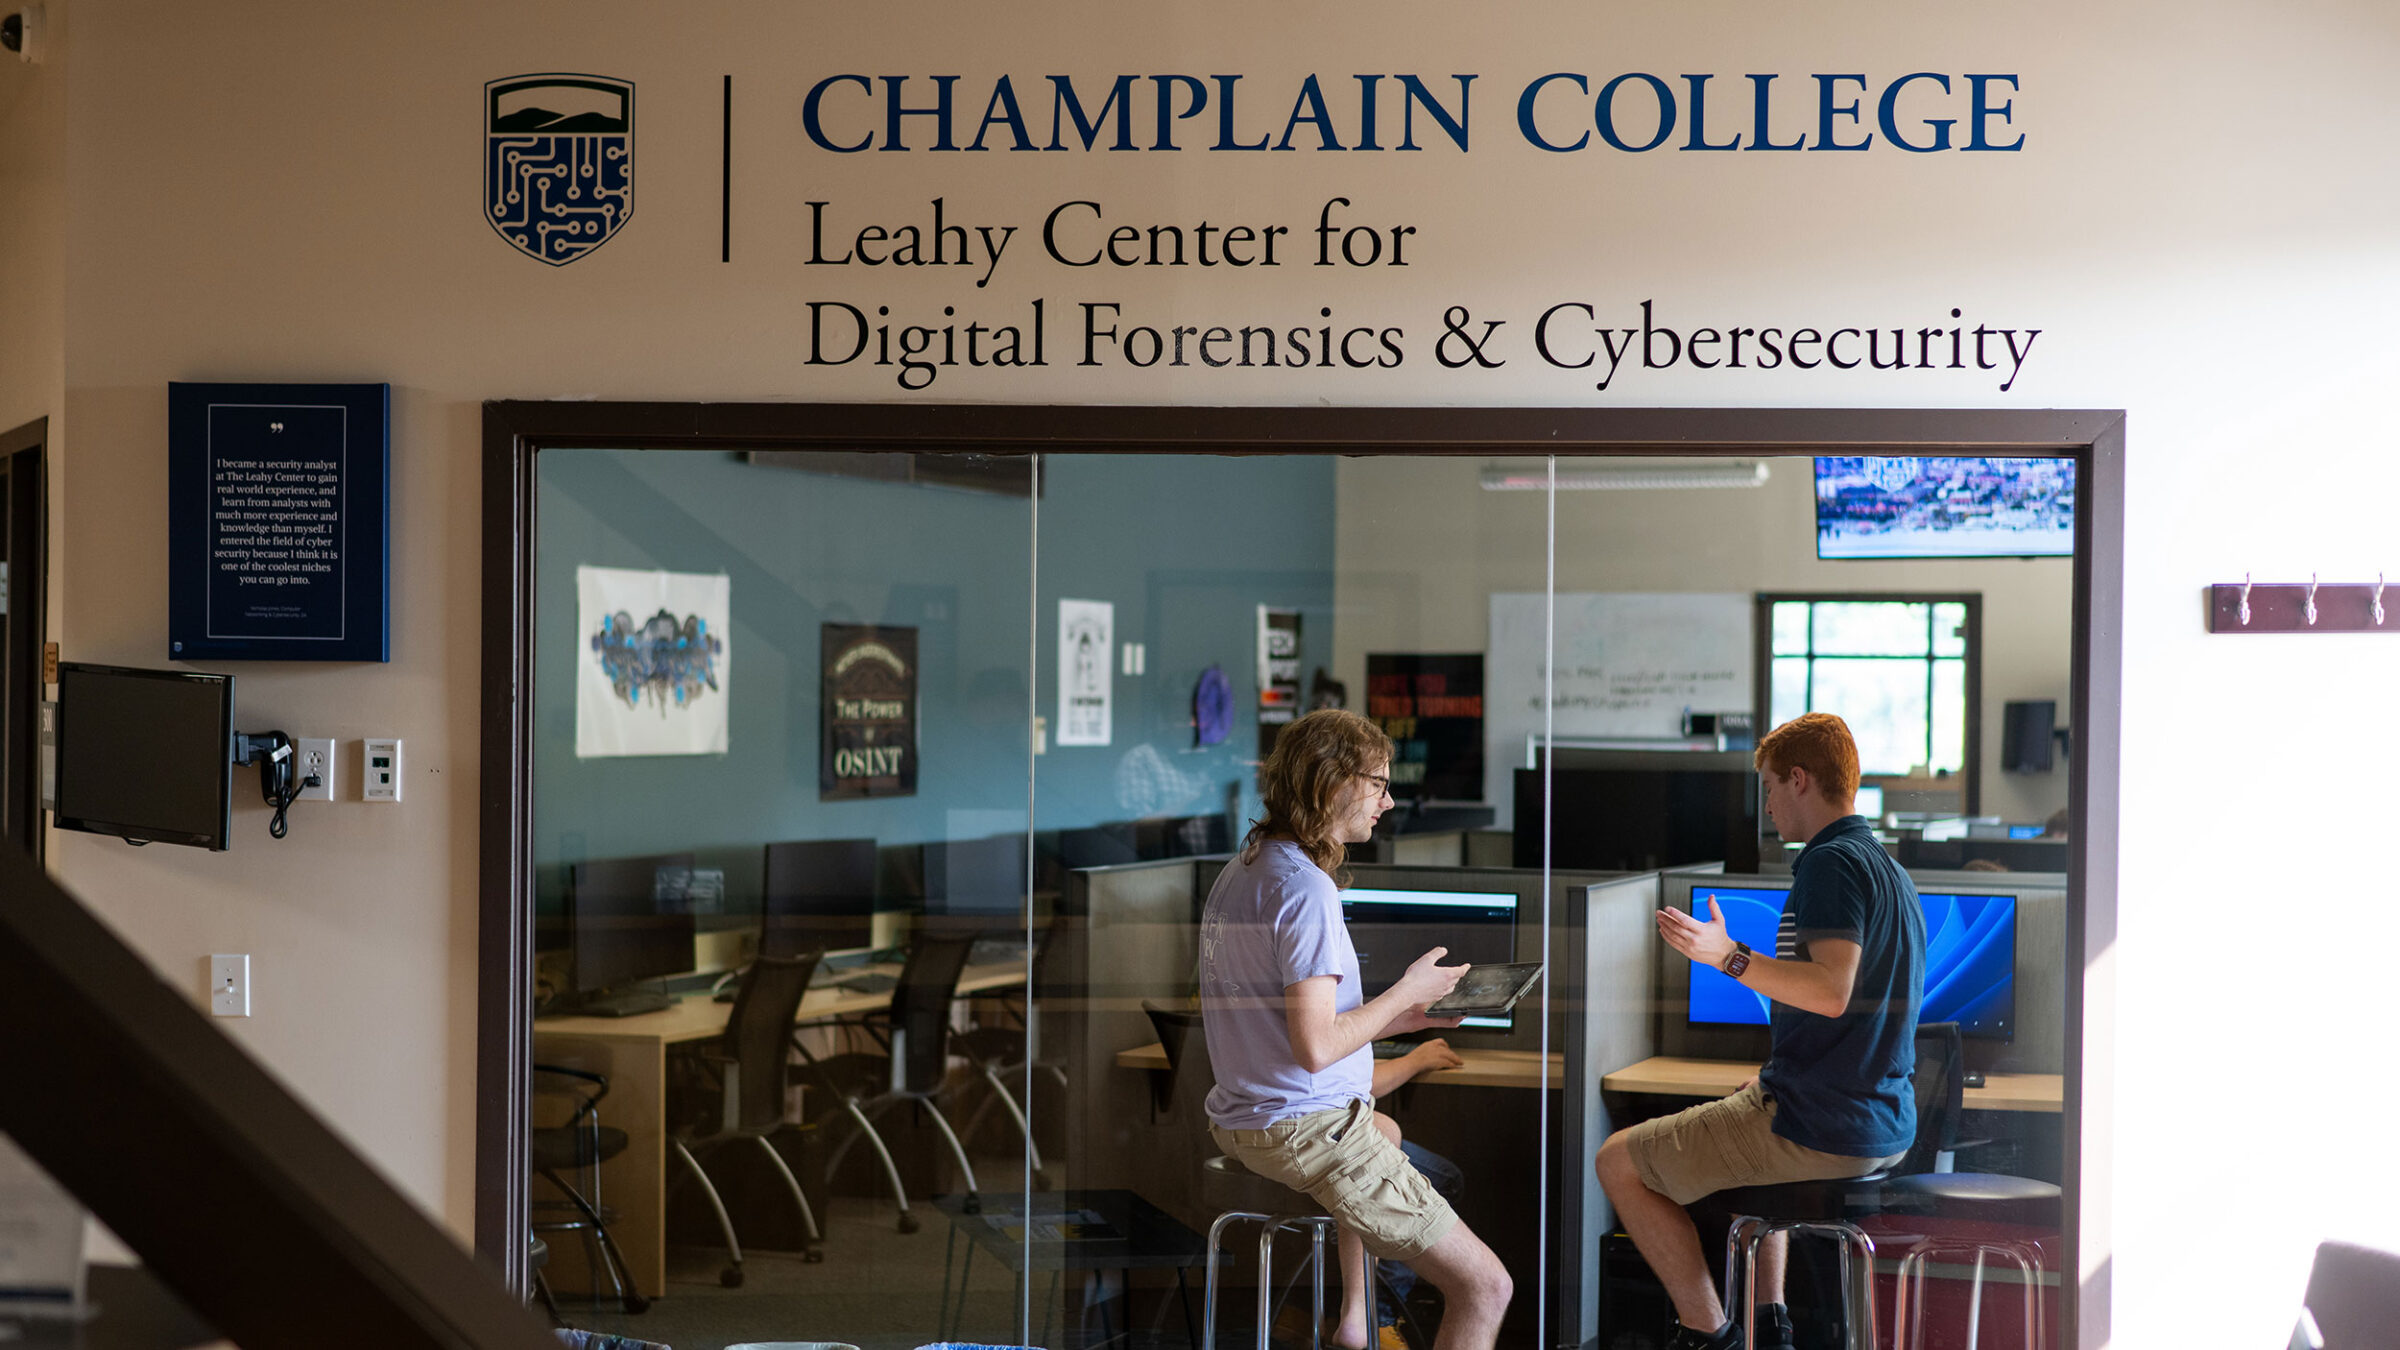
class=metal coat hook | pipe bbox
[2210,574,2400,633]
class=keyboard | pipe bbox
[1370,1040,1416,1060]
[968,938,1033,966]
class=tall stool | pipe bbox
[1882,1171,2060,1350]
[1201,1155,1336,1350]
[1705,1178,1885,1350]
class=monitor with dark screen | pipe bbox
[1516,751,1761,873]
[53,663,235,851]
[761,837,878,958]
[569,853,698,996]
[923,833,1028,930]
[1680,881,2015,1040]
[1341,887,1520,1030]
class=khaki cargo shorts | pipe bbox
[1621,1081,1903,1206]
[1211,1099,1458,1261]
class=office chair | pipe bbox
[2286,1239,2400,1350]
[1690,1022,1966,1350]
[529,1063,649,1313]
[955,927,1069,1175]
[797,932,983,1233]
[667,950,826,1288]
[1143,1001,1427,1350]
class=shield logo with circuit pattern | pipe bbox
[485,74,634,266]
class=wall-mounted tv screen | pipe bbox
[1815,456,2075,560]
[1683,883,2015,1040]
[52,663,236,851]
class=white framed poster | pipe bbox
[575,565,731,758]
[1058,598,1113,746]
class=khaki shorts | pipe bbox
[1211,1100,1458,1262]
[1621,1081,1904,1206]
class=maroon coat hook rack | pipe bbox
[2207,573,2393,633]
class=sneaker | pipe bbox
[1751,1302,1797,1350]
[1666,1321,1742,1350]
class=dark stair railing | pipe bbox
[0,844,558,1350]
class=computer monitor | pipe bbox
[1853,785,1885,821]
[761,837,878,958]
[1340,886,1521,1030]
[52,663,236,851]
[923,832,1029,931]
[2006,823,2045,840]
[1678,880,2016,1040]
[1514,750,1761,872]
[568,852,699,997]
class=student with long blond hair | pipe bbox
[1198,709,1514,1350]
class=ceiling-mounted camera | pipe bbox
[2,6,46,63]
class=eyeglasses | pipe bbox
[1358,773,1391,794]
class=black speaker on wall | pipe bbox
[2001,699,2057,772]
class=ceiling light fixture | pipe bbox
[1478,461,1773,491]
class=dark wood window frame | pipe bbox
[1754,591,1984,814]
[480,404,2125,1349]
[2,417,47,858]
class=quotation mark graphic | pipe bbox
[270,422,285,433]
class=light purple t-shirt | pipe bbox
[1199,839,1373,1130]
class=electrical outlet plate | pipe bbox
[362,737,402,802]
[295,737,335,801]
[210,954,249,1017]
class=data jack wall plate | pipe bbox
[295,738,335,801]
[362,738,402,802]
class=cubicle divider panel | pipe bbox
[1555,873,1665,1350]
[1054,858,1202,1210]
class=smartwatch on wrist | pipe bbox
[1720,941,1752,979]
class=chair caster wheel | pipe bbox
[622,1295,652,1315]
[898,1212,921,1235]
[804,1247,826,1264]
[720,1266,744,1289]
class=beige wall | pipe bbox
[1331,456,2072,825]
[10,2,2400,1345]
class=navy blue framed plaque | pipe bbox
[167,382,390,662]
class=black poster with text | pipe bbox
[821,623,918,799]
[1366,653,1484,800]
[167,382,389,661]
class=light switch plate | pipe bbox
[210,954,250,1017]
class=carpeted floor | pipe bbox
[552,1191,1215,1350]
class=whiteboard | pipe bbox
[1483,593,1753,828]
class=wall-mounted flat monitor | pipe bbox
[1674,877,2016,1042]
[1814,456,2076,560]
[923,832,1029,932]
[1515,750,1761,873]
[568,852,698,1001]
[761,837,878,958]
[52,663,236,851]
[1341,886,1521,1031]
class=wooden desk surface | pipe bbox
[1603,1055,2063,1114]
[534,959,1027,1042]
[1115,1041,1562,1089]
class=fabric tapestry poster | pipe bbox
[1057,598,1114,747]
[575,566,730,758]
[821,623,919,799]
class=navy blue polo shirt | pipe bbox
[1756,815,1926,1158]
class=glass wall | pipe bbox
[524,447,2071,1350]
